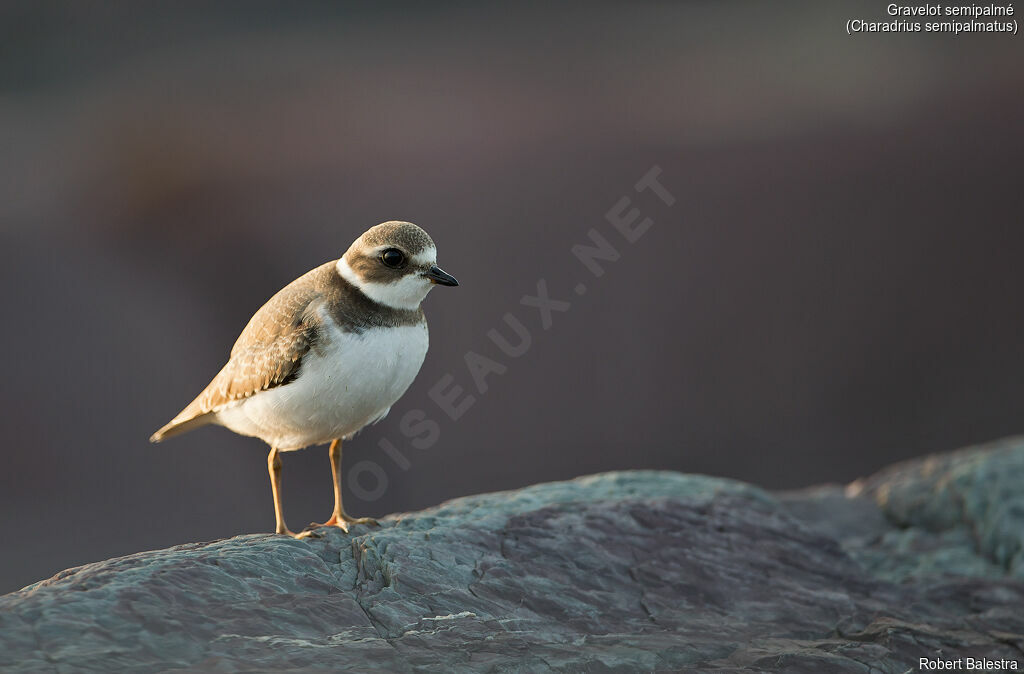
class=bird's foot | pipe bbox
[311,513,380,534]
[270,521,326,539]
[273,526,307,538]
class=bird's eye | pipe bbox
[380,248,406,268]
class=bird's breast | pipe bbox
[312,320,430,417]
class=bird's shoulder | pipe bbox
[229,261,338,358]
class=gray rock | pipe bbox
[2,441,1024,673]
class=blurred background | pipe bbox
[1,1,1022,593]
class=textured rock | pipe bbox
[2,440,1024,673]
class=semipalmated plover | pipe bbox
[151,221,458,537]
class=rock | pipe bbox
[2,440,1023,673]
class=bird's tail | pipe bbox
[150,412,214,443]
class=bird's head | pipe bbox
[337,221,459,310]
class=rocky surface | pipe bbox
[2,439,1023,673]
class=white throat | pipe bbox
[336,257,433,311]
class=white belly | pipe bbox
[215,321,429,450]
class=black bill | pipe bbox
[425,265,459,286]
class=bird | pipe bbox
[150,221,459,537]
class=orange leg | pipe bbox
[317,439,378,533]
[267,446,297,537]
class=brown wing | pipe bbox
[150,262,334,442]
[192,317,319,412]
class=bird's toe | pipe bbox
[347,516,379,527]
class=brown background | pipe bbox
[1,1,1022,593]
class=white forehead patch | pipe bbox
[410,245,437,267]
[336,257,434,311]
